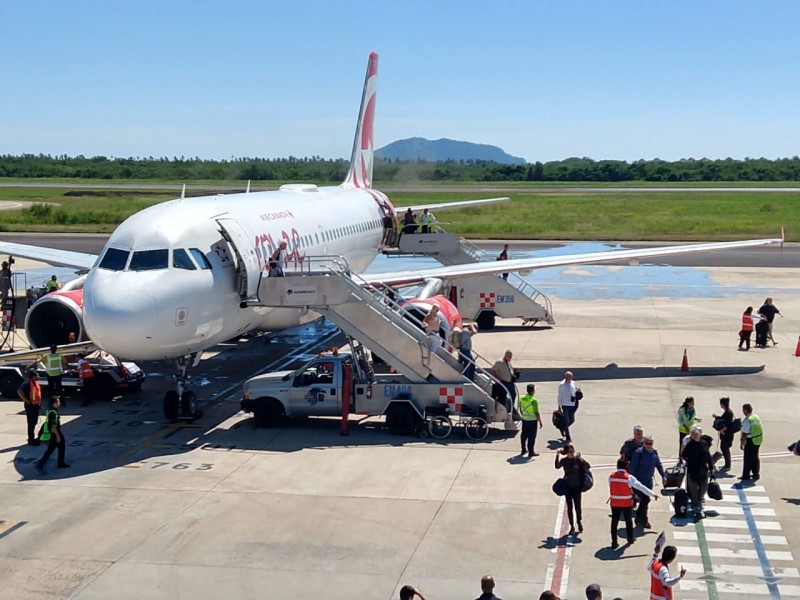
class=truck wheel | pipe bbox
[476,311,496,331]
[0,372,22,399]
[464,417,489,440]
[386,404,419,436]
[253,398,284,428]
[94,374,116,402]
[163,390,180,421]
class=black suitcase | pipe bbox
[552,409,567,433]
[673,488,689,518]
[665,462,686,488]
[755,321,769,347]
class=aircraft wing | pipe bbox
[0,242,97,270]
[362,237,783,287]
[394,197,509,213]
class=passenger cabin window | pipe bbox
[129,249,169,271]
[173,248,196,270]
[189,248,212,270]
[98,248,130,271]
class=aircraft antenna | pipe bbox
[180,184,186,200]
[246,180,251,194]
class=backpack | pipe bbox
[673,488,689,518]
[730,418,742,434]
[580,460,594,492]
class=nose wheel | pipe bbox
[163,354,203,421]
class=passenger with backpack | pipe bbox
[629,435,667,528]
[712,397,740,471]
[554,443,590,536]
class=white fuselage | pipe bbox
[82,184,392,360]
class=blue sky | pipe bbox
[2,1,799,163]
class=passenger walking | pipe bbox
[619,425,645,467]
[519,383,543,458]
[399,584,427,600]
[677,396,700,458]
[555,443,589,536]
[268,240,288,277]
[712,397,737,470]
[557,371,579,443]
[77,353,95,406]
[585,583,603,599]
[648,544,686,600]
[35,397,69,474]
[457,322,477,380]
[422,305,443,351]
[474,574,503,600]
[497,243,509,280]
[629,435,666,528]
[491,350,518,407]
[682,427,714,517]
[738,306,755,350]
[18,369,42,446]
[609,458,658,549]
[402,208,417,234]
[740,403,763,481]
[758,297,782,346]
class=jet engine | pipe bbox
[25,289,86,348]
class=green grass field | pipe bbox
[0,183,795,241]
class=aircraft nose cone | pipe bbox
[83,272,159,359]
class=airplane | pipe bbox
[0,52,782,419]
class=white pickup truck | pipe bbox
[240,352,512,439]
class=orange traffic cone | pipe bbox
[680,349,689,372]
[794,335,800,357]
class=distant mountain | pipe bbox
[375,137,526,164]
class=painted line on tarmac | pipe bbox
[543,496,573,598]
[692,518,720,600]
[735,484,783,600]
[0,519,26,540]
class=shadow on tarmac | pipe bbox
[518,363,766,382]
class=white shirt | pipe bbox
[648,555,682,589]
[558,379,577,408]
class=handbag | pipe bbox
[573,388,583,412]
[552,477,569,497]
[580,459,594,492]
[707,477,723,501]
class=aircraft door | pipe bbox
[216,217,262,302]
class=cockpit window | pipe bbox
[98,248,130,271]
[189,248,212,270]
[129,249,168,271]
[172,248,196,271]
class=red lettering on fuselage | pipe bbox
[254,227,305,271]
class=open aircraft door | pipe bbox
[216,217,263,303]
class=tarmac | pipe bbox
[0,261,799,599]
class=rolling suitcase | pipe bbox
[673,488,689,518]
[664,462,686,488]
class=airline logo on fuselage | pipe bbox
[254,227,305,271]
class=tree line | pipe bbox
[2,153,800,182]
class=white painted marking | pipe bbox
[681,562,800,578]
[700,519,781,530]
[710,506,776,516]
[718,483,766,493]
[719,494,772,503]
[676,546,795,561]
[675,531,788,545]
[681,580,800,596]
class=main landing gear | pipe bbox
[163,353,204,421]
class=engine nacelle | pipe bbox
[401,294,463,339]
[25,289,86,348]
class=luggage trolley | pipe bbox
[422,402,490,441]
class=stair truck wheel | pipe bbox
[427,415,453,439]
[253,398,284,428]
[476,311,496,330]
[464,417,489,441]
[386,404,420,436]
[163,390,180,421]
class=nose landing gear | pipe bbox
[163,354,204,421]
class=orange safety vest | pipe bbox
[28,379,42,405]
[741,313,754,332]
[77,359,94,379]
[649,559,671,600]
[608,470,634,508]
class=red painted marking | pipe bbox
[550,501,572,593]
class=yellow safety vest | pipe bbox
[746,413,763,446]
[44,353,63,376]
[519,394,538,421]
[40,409,58,441]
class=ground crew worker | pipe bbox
[648,544,685,600]
[35,397,69,473]
[18,369,42,445]
[609,458,657,549]
[740,403,763,481]
[46,274,59,293]
[77,353,95,406]
[40,344,68,404]
[420,208,435,233]
[677,396,700,458]
[519,383,543,458]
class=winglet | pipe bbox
[343,52,379,189]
